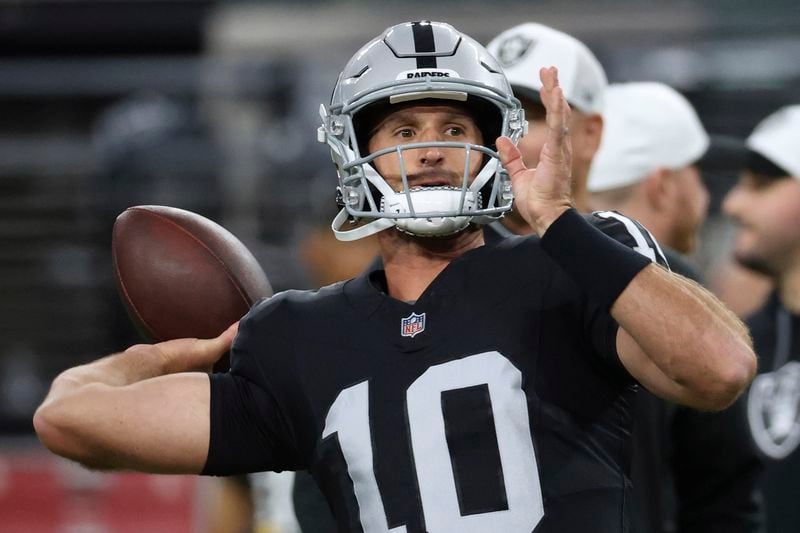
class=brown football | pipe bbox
[112,205,272,371]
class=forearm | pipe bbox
[34,327,235,471]
[538,209,756,409]
[613,265,756,409]
[35,346,185,468]
[44,345,168,403]
[676,273,753,348]
[42,331,232,405]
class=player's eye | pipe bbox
[396,128,415,138]
[445,126,464,136]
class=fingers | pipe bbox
[538,67,571,148]
[219,321,239,344]
[149,322,239,374]
[205,321,239,357]
[496,136,527,181]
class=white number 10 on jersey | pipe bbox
[323,351,544,532]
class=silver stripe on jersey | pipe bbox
[594,210,669,268]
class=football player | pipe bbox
[34,22,755,532]
[723,105,800,533]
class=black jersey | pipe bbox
[746,292,800,533]
[629,250,763,533]
[204,212,665,533]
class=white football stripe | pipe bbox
[595,211,660,263]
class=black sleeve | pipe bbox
[202,298,303,476]
[672,397,765,533]
[579,289,628,380]
[574,211,671,381]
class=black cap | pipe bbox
[696,135,748,210]
[745,149,792,178]
[696,134,748,177]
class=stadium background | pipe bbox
[0,0,798,530]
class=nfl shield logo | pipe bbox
[401,312,426,338]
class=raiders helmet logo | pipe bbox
[497,35,534,67]
[748,361,800,459]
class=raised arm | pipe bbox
[497,67,756,411]
[33,324,236,473]
[612,264,754,410]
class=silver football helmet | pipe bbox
[318,21,527,241]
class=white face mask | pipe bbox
[382,187,481,237]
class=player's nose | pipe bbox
[419,145,444,167]
[722,182,747,220]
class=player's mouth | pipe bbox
[407,171,461,189]
[731,217,756,233]
[410,181,452,189]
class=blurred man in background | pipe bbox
[486,22,605,224]
[723,105,800,533]
[710,262,772,319]
[589,82,764,533]
[589,83,710,264]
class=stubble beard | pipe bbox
[734,250,779,278]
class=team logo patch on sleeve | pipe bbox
[401,312,426,338]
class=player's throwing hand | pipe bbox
[497,66,573,236]
[127,322,239,375]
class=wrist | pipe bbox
[540,209,652,309]
[530,204,572,236]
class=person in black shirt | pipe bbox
[34,22,756,533]
[723,105,800,533]
[589,82,764,533]
[293,24,609,530]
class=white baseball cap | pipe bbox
[746,105,800,179]
[588,82,710,192]
[486,23,607,115]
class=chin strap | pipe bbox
[469,158,498,192]
[331,208,395,241]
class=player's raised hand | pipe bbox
[497,66,573,235]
